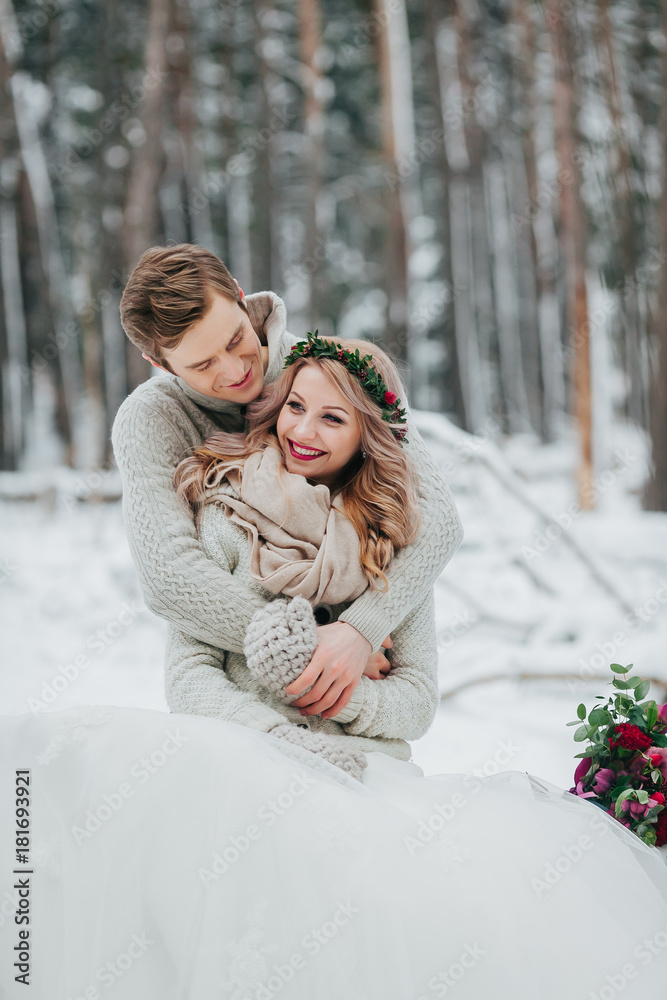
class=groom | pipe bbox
[112,243,463,719]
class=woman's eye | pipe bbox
[288,401,303,411]
[323,414,342,424]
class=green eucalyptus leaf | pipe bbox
[577,703,587,720]
[610,663,630,674]
[588,708,611,726]
[635,680,651,701]
[573,725,591,743]
[613,679,631,690]
[652,770,663,784]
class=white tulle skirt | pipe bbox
[2,706,667,1000]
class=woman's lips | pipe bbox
[287,439,326,461]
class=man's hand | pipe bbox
[285,622,372,719]
[363,636,393,679]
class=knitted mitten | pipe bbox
[269,723,367,782]
[244,596,318,703]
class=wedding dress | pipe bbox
[2,704,667,1000]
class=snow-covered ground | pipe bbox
[1,412,666,792]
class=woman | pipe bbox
[166,332,439,776]
[2,335,667,1000]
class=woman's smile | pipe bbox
[287,438,327,461]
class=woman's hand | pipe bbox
[363,636,393,680]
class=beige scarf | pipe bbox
[203,444,369,605]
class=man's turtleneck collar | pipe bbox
[175,290,287,413]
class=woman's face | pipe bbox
[276,365,363,486]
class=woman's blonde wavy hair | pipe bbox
[174,337,420,589]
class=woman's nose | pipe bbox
[294,415,317,439]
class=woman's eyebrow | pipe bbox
[289,391,349,414]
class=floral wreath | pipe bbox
[284,331,408,444]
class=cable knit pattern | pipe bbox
[244,597,318,701]
[164,500,442,761]
[111,290,463,655]
[269,724,367,782]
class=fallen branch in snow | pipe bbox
[0,469,121,504]
[440,672,667,701]
[415,411,636,618]
[437,578,538,636]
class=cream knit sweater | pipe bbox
[111,290,463,656]
[165,494,440,760]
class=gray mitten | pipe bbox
[269,723,367,782]
[244,596,318,703]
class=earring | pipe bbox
[362,452,367,459]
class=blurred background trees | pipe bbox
[0,0,665,510]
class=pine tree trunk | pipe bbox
[426,0,465,426]
[0,9,27,468]
[122,0,170,390]
[298,0,324,326]
[545,0,594,508]
[644,2,667,512]
[434,14,486,431]
[375,0,422,382]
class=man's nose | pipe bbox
[219,359,245,385]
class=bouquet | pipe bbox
[568,663,667,847]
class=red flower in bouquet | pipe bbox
[655,810,667,848]
[608,724,652,751]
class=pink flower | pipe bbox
[592,768,615,795]
[383,390,397,405]
[574,758,591,784]
[658,703,667,725]
[630,800,650,819]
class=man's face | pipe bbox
[158,292,265,403]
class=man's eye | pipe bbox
[228,332,243,350]
[198,361,213,372]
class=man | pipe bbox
[112,243,463,720]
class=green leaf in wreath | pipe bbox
[651,733,667,748]
[610,663,630,674]
[577,703,587,720]
[573,725,591,742]
[613,679,631,690]
[652,770,663,784]
[588,708,611,726]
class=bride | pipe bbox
[2,334,667,1000]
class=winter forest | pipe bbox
[1,0,667,783]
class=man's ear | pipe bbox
[142,352,170,373]
[233,278,245,301]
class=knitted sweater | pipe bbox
[165,495,440,760]
[111,290,464,655]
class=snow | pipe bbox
[1,411,666,796]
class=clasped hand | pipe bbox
[285,624,393,719]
